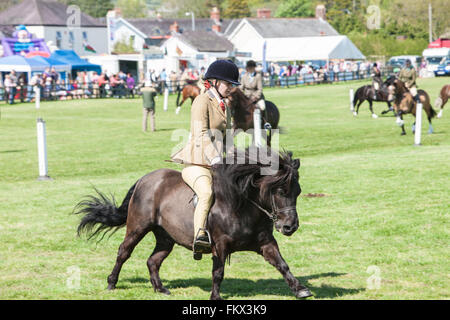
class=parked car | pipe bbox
[434,58,450,76]
[387,55,422,71]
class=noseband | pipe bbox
[248,194,296,222]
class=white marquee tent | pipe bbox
[262,35,365,62]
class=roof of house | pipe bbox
[0,25,15,38]
[244,18,339,38]
[172,30,234,52]
[126,17,241,38]
[0,0,105,27]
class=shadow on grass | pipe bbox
[120,272,364,299]
[0,149,26,153]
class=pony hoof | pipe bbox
[296,288,313,299]
[401,132,406,136]
[158,287,171,295]
[372,114,378,119]
[428,130,434,134]
[353,112,358,116]
[107,284,116,290]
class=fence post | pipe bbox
[35,86,41,109]
[253,109,263,147]
[36,118,51,180]
[414,103,423,146]
[349,88,354,112]
[163,87,169,112]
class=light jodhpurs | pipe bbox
[142,108,155,132]
[181,165,213,239]
[256,99,266,110]
[409,86,418,97]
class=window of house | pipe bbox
[56,31,62,48]
[82,31,88,41]
[69,31,74,48]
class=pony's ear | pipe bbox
[293,159,300,169]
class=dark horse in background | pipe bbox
[385,77,437,135]
[435,84,450,119]
[74,148,312,300]
[228,88,280,147]
[175,84,200,114]
[352,77,396,118]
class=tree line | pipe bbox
[1,0,448,57]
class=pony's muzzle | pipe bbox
[282,223,298,236]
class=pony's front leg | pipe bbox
[260,240,312,299]
[210,255,225,300]
[396,111,406,135]
[210,239,230,300]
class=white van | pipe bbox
[422,48,450,72]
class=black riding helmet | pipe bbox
[204,59,240,86]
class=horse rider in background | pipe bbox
[240,60,270,128]
[197,66,206,94]
[399,59,419,102]
[371,62,382,100]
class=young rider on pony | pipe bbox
[398,59,419,102]
[371,62,382,100]
[240,60,270,128]
[171,59,240,260]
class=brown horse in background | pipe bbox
[435,84,450,119]
[385,77,436,135]
[228,88,280,147]
[175,84,200,114]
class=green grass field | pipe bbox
[0,77,449,300]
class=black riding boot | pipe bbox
[413,94,420,102]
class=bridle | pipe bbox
[248,193,296,222]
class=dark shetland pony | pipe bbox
[435,84,450,119]
[385,77,437,135]
[175,84,200,113]
[352,77,395,118]
[228,88,280,146]
[74,147,312,300]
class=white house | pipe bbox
[160,27,234,73]
[0,0,108,56]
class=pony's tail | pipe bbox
[352,89,359,109]
[74,182,137,241]
[429,104,437,119]
[176,85,182,107]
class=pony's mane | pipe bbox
[229,88,254,112]
[212,147,299,213]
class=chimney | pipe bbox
[210,7,220,22]
[257,8,271,18]
[170,21,179,33]
[212,24,221,33]
[315,4,326,20]
[107,8,122,19]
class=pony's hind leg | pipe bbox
[147,227,175,295]
[107,225,151,290]
[369,100,378,118]
[354,100,363,116]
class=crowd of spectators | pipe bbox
[0,60,391,104]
